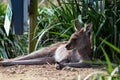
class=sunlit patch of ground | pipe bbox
[0,65,107,80]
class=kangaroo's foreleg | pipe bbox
[0,57,55,66]
[56,62,92,70]
[55,59,70,70]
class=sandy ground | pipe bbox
[0,64,107,80]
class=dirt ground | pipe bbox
[0,64,107,80]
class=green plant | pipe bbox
[83,40,120,80]
[102,39,120,80]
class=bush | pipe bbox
[0,3,27,58]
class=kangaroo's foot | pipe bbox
[0,61,13,66]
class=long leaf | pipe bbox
[101,47,113,74]
[100,38,120,53]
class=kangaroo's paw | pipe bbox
[55,62,65,70]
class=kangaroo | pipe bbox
[0,21,93,70]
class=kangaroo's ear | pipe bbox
[74,20,83,31]
[84,22,93,33]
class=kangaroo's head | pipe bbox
[66,21,93,50]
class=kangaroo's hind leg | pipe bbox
[12,48,55,61]
[0,57,55,66]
